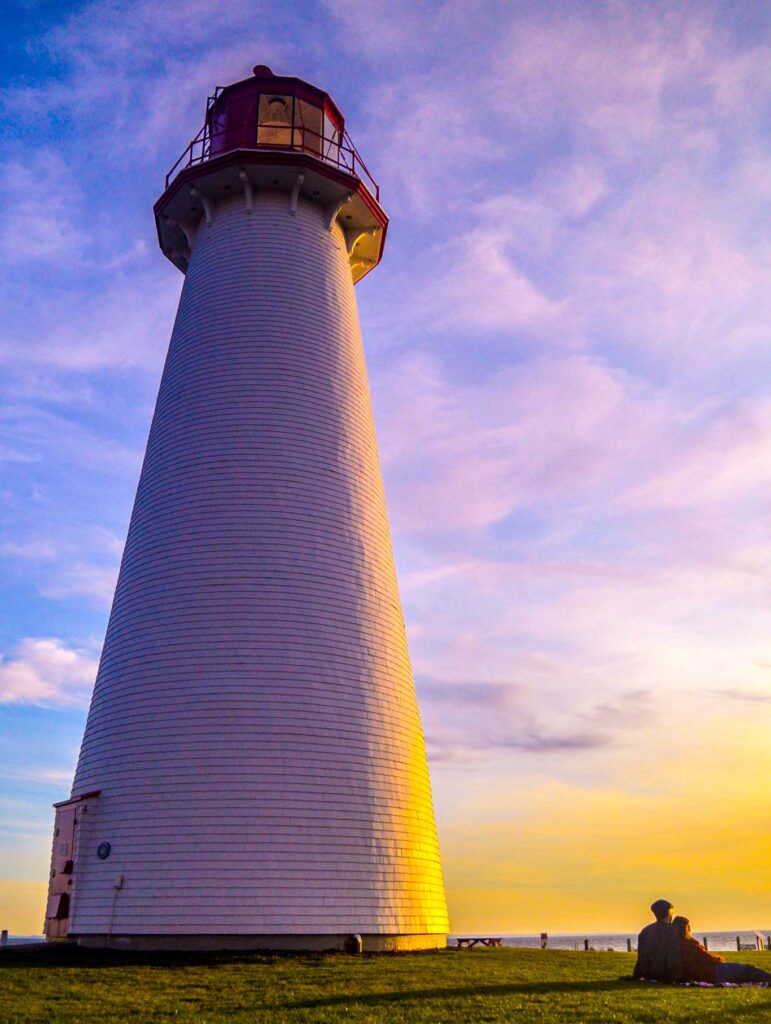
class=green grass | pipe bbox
[1,945,769,1023]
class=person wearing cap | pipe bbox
[632,899,683,982]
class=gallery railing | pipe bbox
[164,120,380,201]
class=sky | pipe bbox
[1,0,770,937]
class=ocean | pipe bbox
[450,931,771,952]
[5,931,770,953]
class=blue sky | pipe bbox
[1,0,770,933]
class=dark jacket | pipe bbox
[680,935,724,983]
[633,920,683,982]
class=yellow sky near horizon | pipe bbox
[436,701,771,935]
[0,880,46,937]
[4,707,768,938]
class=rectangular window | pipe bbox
[296,99,323,156]
[210,90,257,156]
[258,94,294,147]
[323,111,341,165]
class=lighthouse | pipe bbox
[43,65,448,952]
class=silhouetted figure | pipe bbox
[633,899,682,982]
[674,916,771,984]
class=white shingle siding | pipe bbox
[68,193,448,943]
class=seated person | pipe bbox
[673,916,771,984]
[633,899,682,982]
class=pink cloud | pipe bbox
[414,226,563,334]
[0,638,97,707]
[619,397,771,512]
[375,351,666,532]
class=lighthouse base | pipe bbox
[72,932,447,953]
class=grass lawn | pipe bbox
[1,944,769,1023]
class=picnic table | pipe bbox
[455,937,503,949]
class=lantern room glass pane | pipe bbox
[296,99,323,156]
[258,94,293,147]
[323,113,341,165]
[210,90,257,156]
[210,107,227,153]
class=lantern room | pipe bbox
[209,65,344,165]
[155,65,387,282]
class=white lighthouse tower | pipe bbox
[44,65,448,951]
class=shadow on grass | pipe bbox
[288,980,771,1013]
[289,980,624,1008]
[3,947,768,1022]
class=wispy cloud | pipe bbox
[41,561,120,606]
[420,678,655,763]
[0,539,59,561]
[710,687,771,704]
[374,350,666,533]
[2,528,124,606]
[0,767,74,785]
[619,398,771,512]
[361,2,771,379]
[415,226,564,335]
[0,638,97,707]
[0,151,86,264]
[1,272,180,371]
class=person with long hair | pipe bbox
[673,916,771,984]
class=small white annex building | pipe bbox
[44,65,448,951]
